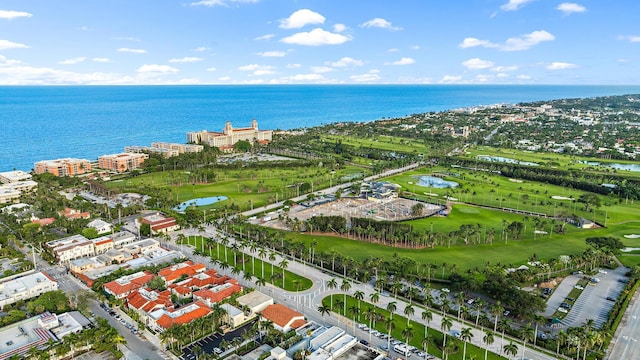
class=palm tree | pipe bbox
[404,303,415,326]
[498,317,511,353]
[327,278,338,308]
[340,279,351,317]
[519,325,534,360]
[401,326,415,360]
[460,327,474,360]
[278,258,289,287]
[369,292,380,306]
[385,315,395,351]
[491,301,503,333]
[258,247,267,279]
[348,305,359,334]
[556,330,567,356]
[531,314,546,346]
[483,331,495,360]
[318,304,331,323]
[387,301,397,321]
[421,309,433,339]
[441,316,453,349]
[422,332,433,360]
[364,307,377,344]
[269,250,276,282]
[503,341,518,357]
[354,290,365,321]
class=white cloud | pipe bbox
[500,0,534,11]
[475,74,493,83]
[254,34,275,41]
[137,64,179,74]
[0,55,21,66]
[169,57,203,63]
[206,67,217,72]
[238,64,275,76]
[311,66,333,73]
[0,64,133,85]
[257,51,286,57]
[496,73,510,78]
[288,73,326,81]
[439,75,462,84]
[462,58,494,70]
[218,76,231,81]
[59,57,87,65]
[546,62,578,70]
[92,57,110,63]
[0,39,29,50]
[280,28,351,46]
[194,46,210,52]
[0,10,32,20]
[620,35,640,43]
[117,48,147,54]
[287,63,302,69]
[279,9,325,29]
[410,45,421,50]
[329,57,363,67]
[350,70,381,83]
[113,36,140,42]
[333,24,347,33]
[557,3,586,15]
[190,0,259,7]
[491,65,518,72]
[459,30,554,51]
[386,57,416,66]
[517,75,532,80]
[359,18,402,31]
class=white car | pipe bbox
[558,307,568,314]
[599,269,608,274]
[213,348,222,354]
[575,285,585,290]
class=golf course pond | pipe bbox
[580,161,640,172]
[174,196,228,212]
[476,155,539,167]
[414,175,459,188]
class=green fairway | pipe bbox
[323,134,431,155]
[322,295,507,360]
[177,235,312,291]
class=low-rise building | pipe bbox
[111,231,137,248]
[237,291,274,319]
[221,303,245,328]
[0,180,38,204]
[137,212,180,234]
[103,271,155,299]
[0,170,32,184]
[86,219,112,234]
[91,235,115,255]
[149,301,211,332]
[0,272,58,308]
[58,207,91,220]
[34,158,91,177]
[158,260,206,285]
[98,153,148,173]
[261,304,306,333]
[46,235,95,263]
[0,312,57,360]
[192,280,242,306]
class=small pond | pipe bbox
[415,176,459,189]
[580,161,640,172]
[174,196,228,212]
[476,155,539,167]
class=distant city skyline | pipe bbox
[1,0,639,85]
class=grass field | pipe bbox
[177,235,312,291]
[108,165,366,211]
[322,295,507,360]
[323,134,431,155]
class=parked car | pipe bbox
[606,296,616,302]
[359,339,369,346]
[560,302,571,309]
[213,347,223,354]
[503,310,511,316]
[575,285,585,290]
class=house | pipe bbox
[148,301,211,331]
[137,213,180,234]
[122,239,160,256]
[103,271,155,299]
[158,261,206,285]
[221,303,245,328]
[59,207,91,220]
[236,291,274,319]
[91,235,114,254]
[87,219,112,234]
[261,304,306,333]
[111,231,137,248]
[191,280,242,306]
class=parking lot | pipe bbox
[180,320,257,360]
[559,267,628,329]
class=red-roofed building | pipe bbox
[150,301,211,331]
[158,260,206,285]
[58,207,91,220]
[192,279,242,307]
[103,271,155,299]
[137,212,180,235]
[261,304,306,333]
[126,288,173,326]
[32,217,55,227]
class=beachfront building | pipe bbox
[187,119,273,152]
[0,171,32,184]
[0,272,58,308]
[34,158,91,177]
[0,174,37,204]
[151,142,204,155]
[97,152,148,173]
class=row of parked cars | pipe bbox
[100,303,138,335]
[356,323,435,359]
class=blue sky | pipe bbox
[1,0,639,85]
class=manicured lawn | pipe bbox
[177,235,312,291]
[321,295,507,360]
[323,134,431,155]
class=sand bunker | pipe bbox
[624,234,640,239]
[551,196,575,200]
[424,192,439,197]
[534,230,548,234]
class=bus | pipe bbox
[393,344,410,357]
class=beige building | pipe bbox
[46,235,95,263]
[98,153,148,173]
[0,171,32,184]
[187,120,273,152]
[0,272,58,308]
[34,158,91,177]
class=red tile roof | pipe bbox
[158,261,206,284]
[104,271,155,297]
[261,304,305,329]
[192,281,242,304]
[155,301,211,329]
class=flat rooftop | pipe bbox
[237,290,272,309]
[0,314,56,360]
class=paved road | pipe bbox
[607,287,640,360]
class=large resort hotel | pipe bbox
[187,119,273,152]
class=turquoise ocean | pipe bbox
[2,85,640,172]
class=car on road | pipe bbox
[618,279,628,284]
[213,347,222,354]
[379,344,388,351]
[606,296,616,302]
[598,269,608,274]
[359,339,369,346]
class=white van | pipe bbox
[393,344,410,357]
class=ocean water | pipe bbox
[2,85,640,172]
